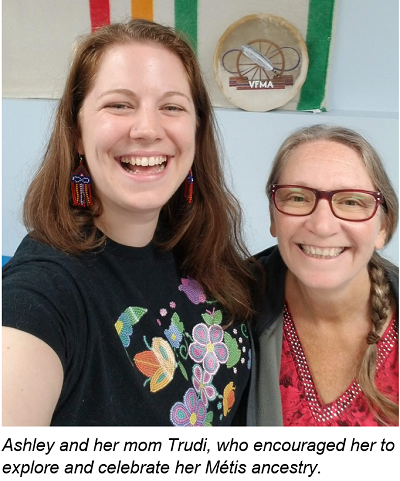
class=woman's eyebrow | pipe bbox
[162,91,192,102]
[98,89,191,102]
[98,88,137,99]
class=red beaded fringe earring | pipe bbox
[184,169,193,204]
[71,155,93,207]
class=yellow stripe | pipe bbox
[131,0,153,21]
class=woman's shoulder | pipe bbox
[248,245,286,336]
[251,245,287,283]
[254,244,279,261]
[4,234,77,271]
[2,235,89,327]
[375,254,399,302]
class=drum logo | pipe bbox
[222,40,301,91]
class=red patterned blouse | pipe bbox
[280,304,399,426]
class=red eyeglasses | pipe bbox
[270,185,382,222]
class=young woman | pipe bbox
[248,124,398,426]
[2,19,254,426]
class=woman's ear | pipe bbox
[77,138,84,156]
[269,206,277,238]
[374,221,387,250]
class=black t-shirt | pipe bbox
[2,235,251,426]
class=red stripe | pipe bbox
[89,0,110,32]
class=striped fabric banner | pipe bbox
[297,0,335,111]
[3,0,336,111]
[131,0,153,22]
[88,0,197,52]
[174,0,198,53]
[89,0,110,31]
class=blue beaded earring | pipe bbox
[71,155,93,207]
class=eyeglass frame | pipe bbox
[270,184,383,222]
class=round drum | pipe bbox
[214,14,309,112]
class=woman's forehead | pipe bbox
[279,140,374,189]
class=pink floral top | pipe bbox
[280,304,399,426]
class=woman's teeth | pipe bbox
[120,155,167,174]
[300,245,345,258]
[121,155,167,166]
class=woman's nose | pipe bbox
[304,199,340,236]
[130,107,164,141]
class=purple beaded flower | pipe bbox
[170,388,206,426]
[178,278,207,304]
[192,365,217,407]
[189,324,228,375]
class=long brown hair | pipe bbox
[266,124,398,424]
[23,19,255,322]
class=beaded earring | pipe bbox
[71,155,93,207]
[184,169,193,204]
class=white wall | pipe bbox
[2,0,399,264]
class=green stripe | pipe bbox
[174,0,198,54]
[297,0,336,111]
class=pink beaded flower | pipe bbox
[189,324,228,375]
[170,388,206,426]
[192,365,217,407]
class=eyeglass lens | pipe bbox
[274,187,377,220]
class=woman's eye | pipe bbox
[163,105,184,112]
[289,195,306,202]
[342,199,365,207]
[336,197,364,207]
[106,103,130,110]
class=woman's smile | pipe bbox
[119,154,168,174]
[297,244,347,259]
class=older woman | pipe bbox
[2,19,254,426]
[249,124,398,426]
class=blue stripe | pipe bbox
[2,256,12,266]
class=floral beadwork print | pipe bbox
[134,337,176,392]
[247,349,252,369]
[178,278,207,304]
[115,312,132,347]
[222,382,236,416]
[164,323,183,348]
[170,388,210,426]
[192,365,217,406]
[113,273,251,426]
[189,324,228,375]
[223,332,242,368]
[115,306,147,347]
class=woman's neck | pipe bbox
[95,208,160,248]
[285,269,371,327]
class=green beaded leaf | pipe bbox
[171,312,184,333]
[178,361,188,380]
[205,411,213,427]
[201,309,223,326]
[125,307,148,326]
[213,310,223,325]
[201,313,214,325]
[224,332,241,368]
